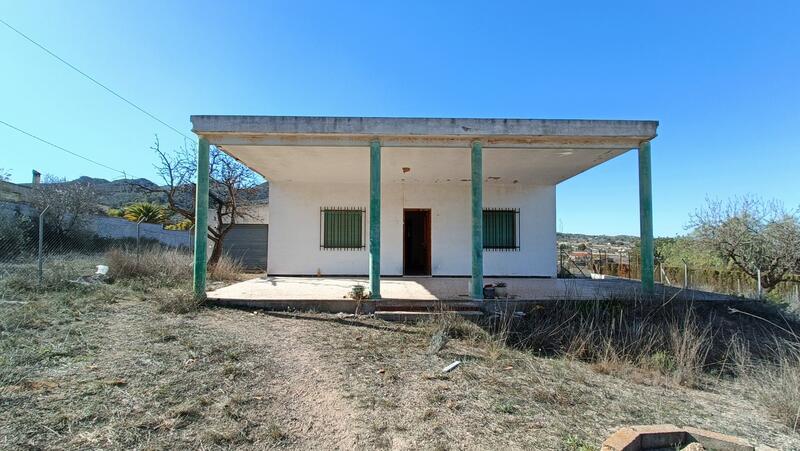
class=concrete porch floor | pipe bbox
[207,276,736,307]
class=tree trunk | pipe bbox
[207,238,224,269]
[762,277,780,293]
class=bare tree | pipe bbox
[0,168,10,181]
[690,196,800,292]
[135,137,261,267]
[28,175,99,236]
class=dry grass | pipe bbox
[106,245,244,285]
[2,254,800,449]
[106,245,192,285]
[3,289,800,449]
[668,313,713,386]
[733,332,800,431]
[1,253,104,294]
[0,283,120,386]
[744,349,800,431]
[208,256,244,282]
[153,287,203,314]
[426,310,489,342]
[0,283,286,449]
[477,298,800,434]
[494,298,799,389]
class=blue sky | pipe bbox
[1,1,798,236]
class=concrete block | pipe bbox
[684,426,755,451]
[601,427,640,451]
[602,424,759,451]
[631,424,686,449]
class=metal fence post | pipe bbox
[136,218,145,268]
[37,206,49,286]
[756,268,762,299]
[683,260,689,289]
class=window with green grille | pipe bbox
[320,207,365,250]
[483,209,519,250]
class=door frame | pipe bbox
[402,208,432,276]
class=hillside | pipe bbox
[557,232,638,247]
[23,176,269,209]
[73,176,167,207]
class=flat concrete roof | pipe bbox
[190,115,659,184]
[191,115,658,148]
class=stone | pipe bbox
[682,443,706,451]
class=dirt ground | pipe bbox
[1,286,799,450]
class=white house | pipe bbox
[190,116,658,299]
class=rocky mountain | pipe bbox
[26,177,269,209]
[72,177,167,207]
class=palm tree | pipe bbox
[123,202,169,224]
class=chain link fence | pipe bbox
[559,247,800,303]
[0,203,193,299]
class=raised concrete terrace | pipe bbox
[207,276,739,314]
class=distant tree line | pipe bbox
[647,196,800,293]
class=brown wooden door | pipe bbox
[403,209,431,275]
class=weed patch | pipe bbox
[501,299,799,388]
[154,287,202,314]
[106,246,192,286]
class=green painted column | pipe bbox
[471,141,484,299]
[638,141,654,296]
[369,139,381,299]
[193,137,210,299]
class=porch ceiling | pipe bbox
[190,116,658,185]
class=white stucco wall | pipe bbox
[268,181,556,277]
[89,216,193,248]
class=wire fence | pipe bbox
[559,248,800,303]
[0,203,193,298]
[4,186,798,305]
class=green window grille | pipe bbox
[483,209,520,250]
[320,207,365,250]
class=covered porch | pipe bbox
[190,116,659,302]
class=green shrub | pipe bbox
[122,202,169,224]
[107,208,124,218]
[165,219,193,231]
[0,214,35,255]
[647,351,676,374]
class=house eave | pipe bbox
[190,115,658,148]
